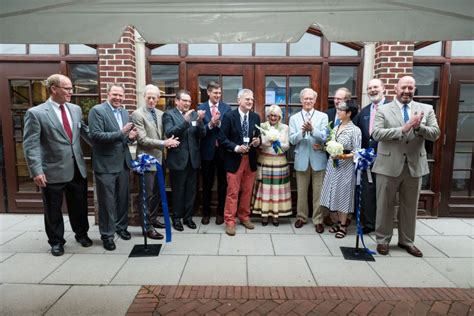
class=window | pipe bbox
[329,66,357,97]
[29,44,60,55]
[198,76,243,106]
[69,44,96,55]
[151,44,178,55]
[221,44,252,56]
[0,44,26,54]
[151,64,179,110]
[255,43,286,56]
[188,44,218,56]
[289,33,321,56]
[414,42,442,56]
[330,43,358,56]
[451,40,474,57]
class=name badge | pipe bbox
[243,137,250,143]
[77,122,81,128]
[192,121,197,126]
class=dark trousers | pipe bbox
[361,169,377,230]
[138,171,161,231]
[169,161,197,222]
[95,167,129,240]
[201,152,227,217]
[41,163,89,246]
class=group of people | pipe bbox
[23,74,439,258]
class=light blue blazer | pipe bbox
[289,109,328,172]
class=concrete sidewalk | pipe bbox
[0,214,472,315]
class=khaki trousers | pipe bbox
[295,168,325,225]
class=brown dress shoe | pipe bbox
[315,224,324,234]
[201,216,210,225]
[294,219,305,229]
[215,215,224,225]
[241,220,255,230]
[398,243,423,257]
[377,244,389,255]
[146,230,164,240]
[225,225,236,236]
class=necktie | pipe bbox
[59,104,72,142]
[334,117,341,127]
[211,104,217,118]
[403,103,409,123]
[242,114,248,139]
[150,108,158,126]
[369,102,379,135]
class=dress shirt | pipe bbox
[49,98,72,130]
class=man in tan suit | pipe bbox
[131,84,179,239]
[372,76,440,257]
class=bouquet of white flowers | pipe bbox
[325,134,344,168]
[255,122,283,154]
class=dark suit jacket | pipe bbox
[353,98,391,150]
[88,102,132,173]
[326,107,337,128]
[218,109,261,173]
[197,100,231,161]
[163,107,206,170]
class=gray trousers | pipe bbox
[95,168,130,240]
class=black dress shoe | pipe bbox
[75,235,93,247]
[103,238,116,251]
[116,230,131,240]
[173,220,184,231]
[215,215,224,225]
[272,218,280,227]
[184,219,197,229]
[152,220,166,229]
[262,218,268,226]
[201,216,210,225]
[146,230,164,240]
[51,244,64,256]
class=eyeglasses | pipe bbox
[55,86,74,92]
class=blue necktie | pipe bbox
[242,114,248,139]
[403,104,409,123]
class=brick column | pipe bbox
[374,41,414,98]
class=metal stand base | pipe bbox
[129,244,162,258]
[340,246,375,261]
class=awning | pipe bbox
[1,0,473,44]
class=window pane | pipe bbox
[255,43,286,56]
[329,66,357,96]
[456,113,474,141]
[70,64,98,94]
[29,44,59,54]
[198,76,219,103]
[151,64,179,95]
[0,44,26,54]
[413,66,440,96]
[10,80,30,109]
[188,44,218,56]
[330,43,358,56]
[451,40,474,57]
[459,83,474,112]
[69,44,96,55]
[31,80,48,106]
[289,77,309,104]
[222,76,243,104]
[414,42,442,56]
[289,33,321,56]
[151,44,178,55]
[222,44,252,56]
[421,163,433,190]
[265,76,286,105]
[451,171,470,196]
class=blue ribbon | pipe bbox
[272,140,282,154]
[354,148,376,255]
[131,153,172,242]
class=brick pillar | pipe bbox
[97,26,137,111]
[374,41,414,98]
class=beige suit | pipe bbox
[372,100,440,246]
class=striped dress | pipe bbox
[320,122,362,213]
[251,123,292,218]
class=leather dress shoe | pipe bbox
[116,230,131,240]
[315,224,324,234]
[146,230,164,240]
[152,220,165,229]
[103,238,116,251]
[362,227,375,234]
[75,235,93,247]
[51,244,64,256]
[294,219,305,229]
[173,220,184,231]
[377,244,389,255]
[184,219,197,229]
[398,243,423,257]
[272,218,279,227]
[262,218,269,226]
[201,216,210,225]
[215,215,224,225]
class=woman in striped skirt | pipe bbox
[320,100,361,238]
[251,104,292,226]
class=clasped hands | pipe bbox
[301,121,313,134]
[236,137,260,153]
[122,122,138,140]
[183,109,206,123]
[402,111,424,134]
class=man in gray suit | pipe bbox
[372,76,440,257]
[163,89,206,231]
[89,83,138,251]
[23,74,92,256]
[131,84,179,239]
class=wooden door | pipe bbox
[440,65,474,216]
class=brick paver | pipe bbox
[126,286,473,315]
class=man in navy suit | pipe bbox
[163,89,206,231]
[197,82,231,225]
[219,89,261,236]
[353,78,390,234]
[326,87,352,128]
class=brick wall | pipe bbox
[374,41,414,97]
[97,26,137,111]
